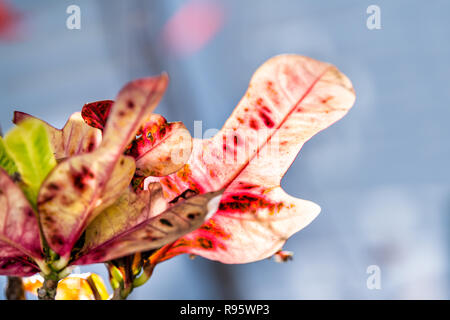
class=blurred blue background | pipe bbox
[1,0,449,299]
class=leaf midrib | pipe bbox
[222,65,332,190]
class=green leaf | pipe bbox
[0,137,18,176]
[3,119,57,207]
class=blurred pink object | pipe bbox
[0,0,20,40]
[161,0,225,57]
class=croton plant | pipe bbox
[0,54,355,300]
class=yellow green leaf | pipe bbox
[0,137,18,176]
[3,119,57,207]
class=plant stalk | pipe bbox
[5,276,25,300]
[37,277,58,300]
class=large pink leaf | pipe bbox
[147,54,356,264]
[13,112,102,160]
[37,74,169,260]
[0,168,43,275]
[82,101,193,177]
[73,187,223,265]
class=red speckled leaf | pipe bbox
[73,188,223,265]
[148,54,356,264]
[38,74,169,260]
[0,168,43,276]
[129,114,192,177]
[82,101,193,177]
[13,112,102,160]
[81,100,113,130]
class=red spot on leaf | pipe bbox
[38,194,56,206]
[47,183,60,191]
[172,236,224,251]
[259,111,275,128]
[72,166,95,192]
[262,106,272,114]
[197,237,214,249]
[81,100,113,130]
[265,80,279,105]
[127,100,135,109]
[200,220,230,240]
[321,96,333,104]
[176,164,192,182]
[233,135,239,146]
[249,118,259,130]
[25,208,34,218]
[222,135,227,153]
[237,182,259,190]
[51,235,64,246]
[219,192,282,215]
[159,126,167,137]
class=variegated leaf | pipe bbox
[73,189,223,265]
[13,112,102,160]
[0,257,39,277]
[0,137,18,176]
[147,54,355,264]
[38,74,169,259]
[3,119,57,207]
[81,100,113,130]
[82,101,193,177]
[73,183,168,264]
[130,114,192,177]
[0,168,43,276]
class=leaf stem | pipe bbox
[133,262,155,288]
